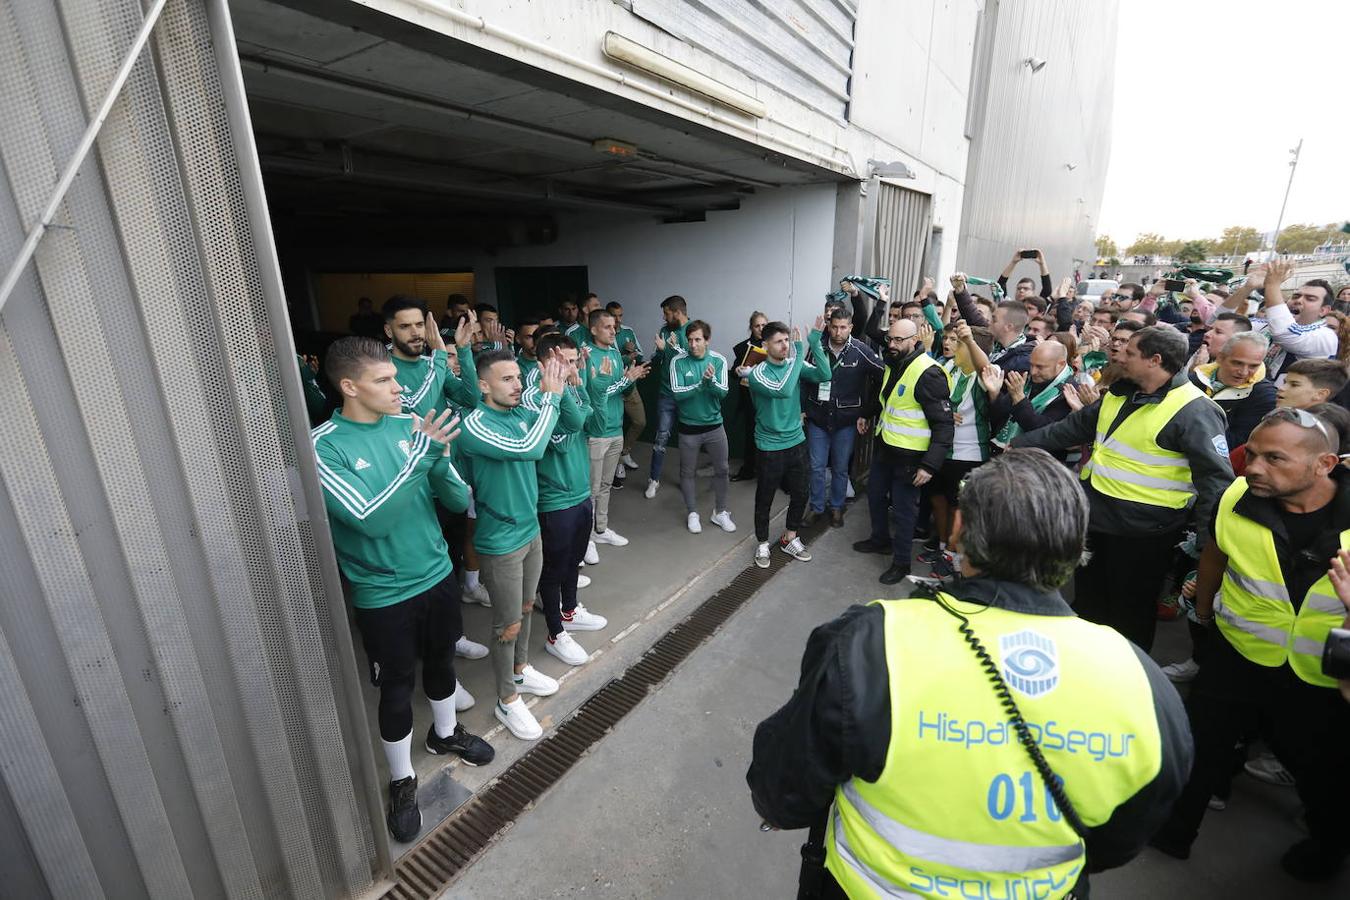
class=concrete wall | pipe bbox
[958,0,1119,287]
[472,184,838,354]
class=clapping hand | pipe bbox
[918,322,935,353]
[481,318,506,347]
[1061,382,1084,411]
[453,309,477,348]
[539,356,566,395]
[1327,549,1350,615]
[979,364,1005,395]
[813,314,826,333]
[598,354,614,378]
[624,361,650,382]
[1005,370,1027,404]
[703,362,715,381]
[791,325,802,342]
[425,311,447,352]
[1075,381,1100,406]
[414,408,461,454]
[654,333,667,353]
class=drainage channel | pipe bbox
[381,519,828,899]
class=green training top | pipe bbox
[312,412,470,609]
[522,376,593,512]
[615,325,644,364]
[456,393,561,555]
[747,330,831,450]
[564,322,593,348]
[654,321,691,397]
[517,353,540,388]
[584,343,634,438]
[390,347,479,417]
[669,350,729,426]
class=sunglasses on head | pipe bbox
[1262,407,1336,452]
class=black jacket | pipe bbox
[1012,371,1234,542]
[803,337,885,431]
[747,577,1194,875]
[863,347,954,473]
[987,376,1075,459]
[1187,369,1278,451]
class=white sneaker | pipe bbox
[1161,658,1199,683]
[593,528,629,546]
[584,540,600,565]
[644,480,660,499]
[709,509,736,532]
[462,582,491,607]
[495,698,542,740]
[577,573,591,589]
[755,542,770,568]
[454,635,488,660]
[453,680,475,711]
[513,664,558,697]
[1245,754,1296,787]
[687,512,702,533]
[562,604,608,631]
[621,453,639,470]
[545,631,590,666]
[779,536,812,561]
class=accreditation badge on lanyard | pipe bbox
[817,381,832,402]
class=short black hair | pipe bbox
[473,302,498,317]
[447,293,470,308]
[762,321,790,342]
[1132,325,1189,375]
[1213,312,1251,332]
[660,295,688,314]
[382,294,427,322]
[1302,279,1334,306]
[588,308,615,328]
[686,319,711,340]
[1124,309,1157,326]
[517,316,540,329]
[901,300,923,314]
[1117,282,1144,301]
[1113,319,1144,334]
[1287,358,1349,395]
[324,336,389,388]
[585,292,599,302]
[535,331,577,360]
[828,307,854,322]
[1023,296,1048,314]
[1307,403,1350,454]
[474,347,517,375]
[1016,276,1036,288]
[605,301,623,312]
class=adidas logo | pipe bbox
[355,457,371,470]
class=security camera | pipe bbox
[1024,57,1047,73]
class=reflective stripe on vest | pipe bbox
[1085,383,1205,510]
[877,355,947,451]
[824,596,1164,899]
[1213,477,1348,687]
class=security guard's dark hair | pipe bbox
[958,448,1087,591]
[324,336,389,389]
[1132,325,1188,375]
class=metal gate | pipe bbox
[873,182,933,300]
[0,0,383,896]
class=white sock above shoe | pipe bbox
[465,569,481,591]
[429,695,457,739]
[383,731,414,781]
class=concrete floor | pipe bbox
[445,487,1350,898]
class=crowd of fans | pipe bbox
[305,256,1350,880]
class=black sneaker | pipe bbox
[730,468,755,482]
[387,775,421,843]
[612,476,625,491]
[879,564,909,585]
[853,538,890,555]
[426,723,495,767]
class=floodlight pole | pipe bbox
[1268,138,1302,257]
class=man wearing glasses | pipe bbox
[1012,326,1232,651]
[1151,406,1350,882]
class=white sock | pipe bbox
[383,732,414,781]
[429,695,457,739]
[758,542,769,552]
[465,569,481,591]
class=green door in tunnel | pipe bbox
[494,266,589,324]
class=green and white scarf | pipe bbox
[993,366,1073,447]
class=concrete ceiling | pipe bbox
[231,0,843,239]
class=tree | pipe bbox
[1095,235,1118,258]
[1276,222,1346,254]
[1215,225,1261,257]
[1173,240,1209,263]
[1125,232,1167,256]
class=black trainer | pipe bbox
[425,723,495,767]
[387,775,421,843]
[853,538,890,554]
[879,564,909,585]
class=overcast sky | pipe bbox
[1096,0,1350,247]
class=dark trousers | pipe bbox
[755,442,808,541]
[538,498,593,638]
[867,454,922,567]
[1155,635,1350,853]
[353,575,459,741]
[1073,530,1179,651]
[734,387,757,474]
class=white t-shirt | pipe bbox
[950,375,983,462]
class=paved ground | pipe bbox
[447,499,1350,898]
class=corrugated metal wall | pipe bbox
[873,182,933,300]
[0,0,383,897]
[629,0,857,119]
[957,0,1119,284]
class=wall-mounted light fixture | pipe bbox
[1024,57,1047,73]
[602,32,766,118]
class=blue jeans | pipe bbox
[867,454,922,567]
[649,393,678,482]
[806,422,856,513]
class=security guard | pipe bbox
[1152,408,1350,882]
[852,318,954,585]
[1013,325,1232,650]
[750,449,1192,899]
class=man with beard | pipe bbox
[1096,319,1143,388]
[988,340,1075,456]
[852,318,954,584]
[382,295,479,417]
[1013,326,1232,651]
[1151,408,1350,882]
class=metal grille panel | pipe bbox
[0,0,379,896]
[875,182,933,300]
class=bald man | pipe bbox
[991,340,1076,456]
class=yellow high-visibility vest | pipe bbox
[826,595,1163,899]
[876,355,948,452]
[1081,383,1206,509]
[1214,478,1348,688]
